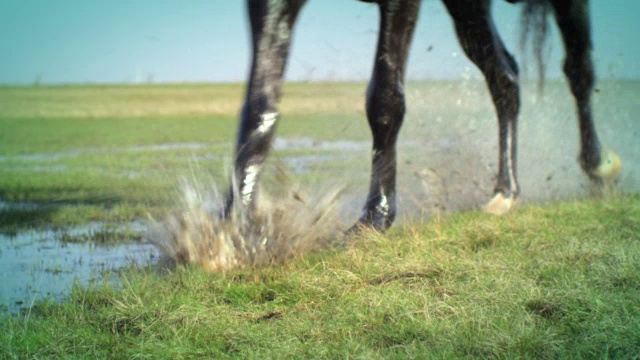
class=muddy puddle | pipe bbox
[0,223,159,314]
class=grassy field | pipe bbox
[1,83,639,358]
[1,196,639,358]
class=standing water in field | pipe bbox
[0,223,159,314]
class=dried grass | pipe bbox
[149,172,345,272]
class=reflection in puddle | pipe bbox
[0,224,159,314]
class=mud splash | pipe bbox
[149,175,345,272]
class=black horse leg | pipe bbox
[443,0,521,214]
[550,0,621,183]
[224,0,307,217]
[350,0,421,232]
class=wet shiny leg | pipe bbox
[225,0,307,217]
[444,0,521,215]
[350,0,421,232]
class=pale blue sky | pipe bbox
[0,0,637,84]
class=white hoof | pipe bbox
[483,193,516,215]
[592,148,622,184]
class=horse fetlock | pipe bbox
[482,192,517,215]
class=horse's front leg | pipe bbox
[444,0,521,215]
[225,0,307,217]
[550,0,621,184]
[350,0,421,232]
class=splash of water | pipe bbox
[149,172,344,272]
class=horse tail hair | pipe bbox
[519,0,552,93]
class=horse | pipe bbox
[224,0,622,232]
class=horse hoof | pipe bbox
[345,222,367,236]
[346,211,394,235]
[482,192,516,215]
[591,147,622,184]
[345,219,387,235]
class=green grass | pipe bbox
[1,195,638,358]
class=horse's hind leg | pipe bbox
[443,0,521,214]
[350,0,421,232]
[550,0,621,184]
[225,0,307,216]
